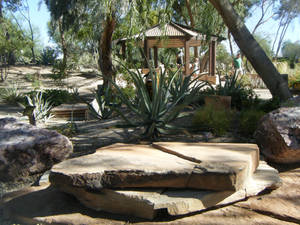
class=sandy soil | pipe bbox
[0,65,102,95]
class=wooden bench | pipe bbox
[51,103,89,121]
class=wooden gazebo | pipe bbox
[118,22,218,77]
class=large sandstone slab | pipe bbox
[3,162,284,224]
[0,117,73,193]
[50,143,250,191]
[50,160,280,220]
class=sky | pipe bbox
[20,0,300,54]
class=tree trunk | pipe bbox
[0,0,3,19]
[98,15,116,89]
[209,0,291,101]
[58,17,67,74]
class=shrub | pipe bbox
[49,122,78,137]
[239,109,265,138]
[40,47,58,65]
[204,73,258,110]
[52,59,68,80]
[43,89,77,106]
[258,97,281,113]
[120,86,135,100]
[0,82,23,104]
[192,105,232,136]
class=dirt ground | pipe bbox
[0,65,102,94]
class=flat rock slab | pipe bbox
[50,160,280,219]
[50,143,256,191]
[3,162,285,224]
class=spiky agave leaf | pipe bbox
[110,59,208,139]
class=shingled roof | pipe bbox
[120,22,218,41]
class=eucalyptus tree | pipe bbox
[208,0,291,101]
[0,0,23,65]
[0,0,22,20]
[0,17,26,80]
[10,0,37,62]
[45,0,175,88]
[172,0,255,71]
[272,0,300,58]
[281,40,300,68]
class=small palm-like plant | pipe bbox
[24,92,53,123]
[111,61,207,139]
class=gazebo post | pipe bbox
[144,38,150,68]
[194,46,198,58]
[154,47,158,68]
[184,40,190,76]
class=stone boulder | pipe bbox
[0,117,73,193]
[254,107,300,163]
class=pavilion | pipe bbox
[118,22,220,77]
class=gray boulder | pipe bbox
[255,106,300,163]
[0,117,73,193]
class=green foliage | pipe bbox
[49,122,78,137]
[258,97,281,113]
[192,105,232,136]
[238,109,265,138]
[25,73,35,82]
[254,34,273,58]
[42,89,77,106]
[40,47,58,65]
[281,40,300,69]
[111,61,202,139]
[120,86,135,100]
[0,17,27,61]
[52,59,68,79]
[0,82,23,104]
[205,73,258,110]
[24,92,53,123]
[216,43,232,73]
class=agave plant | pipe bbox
[24,92,53,123]
[111,61,207,139]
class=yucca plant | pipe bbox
[24,92,53,123]
[111,60,207,139]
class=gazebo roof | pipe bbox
[120,22,218,41]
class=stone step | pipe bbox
[50,160,281,220]
[50,143,256,192]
